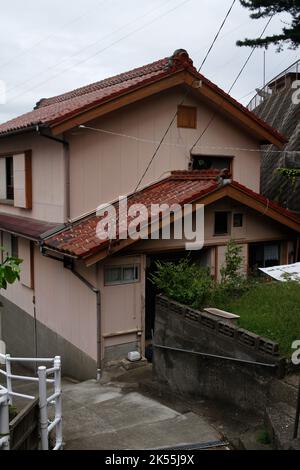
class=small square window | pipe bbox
[233,213,243,228]
[214,212,229,236]
[105,265,140,286]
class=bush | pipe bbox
[150,258,213,309]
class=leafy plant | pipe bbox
[0,248,22,290]
[150,258,213,309]
[276,168,300,191]
[237,1,300,51]
[220,240,245,287]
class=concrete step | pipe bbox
[265,402,299,450]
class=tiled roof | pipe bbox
[0,213,60,240]
[0,49,286,144]
[44,170,300,259]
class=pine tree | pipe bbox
[237,0,300,50]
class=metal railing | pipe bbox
[0,353,63,450]
[248,59,300,112]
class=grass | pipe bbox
[214,281,300,357]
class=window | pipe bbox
[249,243,281,271]
[105,265,140,286]
[214,212,230,236]
[0,152,32,208]
[192,155,232,172]
[6,157,14,200]
[177,105,197,129]
[233,213,243,228]
[0,157,14,201]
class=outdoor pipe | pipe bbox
[39,251,103,381]
[68,265,103,381]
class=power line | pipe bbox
[4,0,186,103]
[134,0,237,192]
[190,15,274,153]
[79,124,299,154]
[198,0,237,71]
[0,0,108,70]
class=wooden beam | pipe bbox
[51,72,186,135]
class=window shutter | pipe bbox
[13,151,32,209]
[0,158,7,199]
[177,105,197,129]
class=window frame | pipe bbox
[177,105,197,129]
[233,213,244,228]
[104,264,140,286]
[191,154,234,173]
[214,211,230,236]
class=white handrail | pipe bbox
[0,352,63,450]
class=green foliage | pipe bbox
[216,281,300,356]
[237,1,300,50]
[220,240,244,286]
[150,258,213,309]
[0,248,22,290]
[256,429,271,445]
[150,241,248,310]
[276,168,300,191]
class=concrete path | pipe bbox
[60,379,223,450]
[1,364,225,450]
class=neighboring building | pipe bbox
[248,60,300,212]
[0,49,299,380]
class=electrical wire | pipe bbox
[134,0,237,192]
[4,0,188,104]
[190,15,274,153]
[79,124,300,154]
[0,0,108,70]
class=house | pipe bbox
[248,59,300,212]
[0,49,299,381]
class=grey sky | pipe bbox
[0,0,298,124]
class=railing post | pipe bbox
[54,356,63,450]
[0,390,10,450]
[293,378,300,440]
[5,354,12,405]
[38,366,49,450]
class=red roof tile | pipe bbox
[0,213,61,240]
[0,49,286,145]
[44,171,300,259]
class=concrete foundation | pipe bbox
[0,296,96,381]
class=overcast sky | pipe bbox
[0,0,298,123]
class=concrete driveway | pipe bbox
[61,377,224,450]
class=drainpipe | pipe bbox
[67,265,102,381]
[37,125,71,221]
[41,250,103,381]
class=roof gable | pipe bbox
[0,50,286,148]
[43,170,300,266]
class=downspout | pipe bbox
[67,264,102,381]
[41,250,103,381]
[37,125,71,221]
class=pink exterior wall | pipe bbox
[34,251,98,359]
[0,133,66,223]
[68,88,261,219]
[97,255,146,359]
